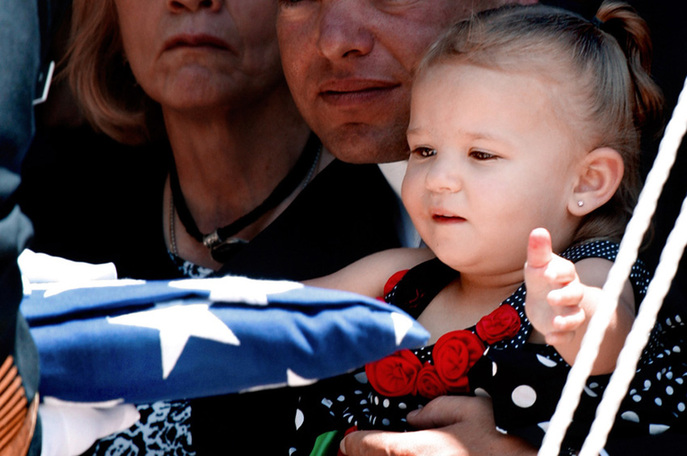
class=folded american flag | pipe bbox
[21,276,429,404]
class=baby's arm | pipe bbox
[524,228,635,374]
[305,247,435,298]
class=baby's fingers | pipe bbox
[545,330,575,346]
[526,228,553,270]
[545,309,586,345]
[552,307,586,332]
[547,280,584,307]
[548,281,585,329]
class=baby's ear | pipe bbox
[568,147,624,215]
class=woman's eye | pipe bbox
[412,147,436,158]
[469,150,496,160]
[278,0,306,6]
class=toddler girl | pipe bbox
[293,2,679,454]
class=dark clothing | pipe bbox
[0,0,70,453]
[198,155,405,455]
[20,126,405,455]
[293,240,660,455]
[21,127,403,283]
[20,127,176,280]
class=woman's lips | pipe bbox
[164,34,231,51]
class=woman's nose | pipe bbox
[167,0,221,13]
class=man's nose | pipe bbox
[317,0,374,60]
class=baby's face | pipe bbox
[402,62,585,276]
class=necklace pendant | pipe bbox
[210,237,248,263]
[202,231,222,249]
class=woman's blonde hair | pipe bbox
[417,1,664,244]
[66,0,162,144]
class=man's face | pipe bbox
[277,0,507,163]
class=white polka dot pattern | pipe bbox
[291,240,685,456]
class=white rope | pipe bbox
[539,75,687,455]
[580,191,687,455]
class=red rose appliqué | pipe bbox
[433,330,484,392]
[475,304,521,344]
[365,349,422,397]
[365,311,508,399]
[416,362,449,399]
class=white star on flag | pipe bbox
[108,302,240,379]
[390,312,414,346]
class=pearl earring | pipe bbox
[577,200,584,207]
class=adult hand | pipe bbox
[339,396,536,456]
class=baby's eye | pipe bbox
[412,147,436,158]
[469,150,497,160]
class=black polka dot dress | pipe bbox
[291,240,686,455]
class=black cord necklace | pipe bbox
[169,133,321,263]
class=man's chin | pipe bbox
[319,126,410,164]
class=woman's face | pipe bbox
[113,0,283,111]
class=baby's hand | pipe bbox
[524,228,586,346]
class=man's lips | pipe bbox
[318,79,400,105]
[164,34,231,51]
[320,78,399,92]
